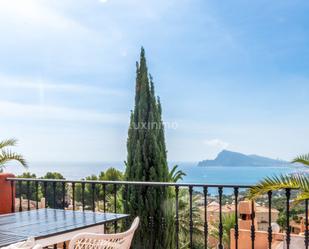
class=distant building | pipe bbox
[290,214,307,235]
[203,200,279,231]
[230,201,305,249]
[206,201,234,222]
[239,201,279,231]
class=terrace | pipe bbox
[1,175,308,249]
[1,0,308,249]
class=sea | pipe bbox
[5,161,307,195]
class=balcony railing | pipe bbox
[5,177,309,249]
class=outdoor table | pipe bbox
[0,208,129,247]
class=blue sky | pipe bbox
[0,0,308,163]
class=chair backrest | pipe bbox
[69,217,139,249]
[32,245,43,249]
[1,238,42,249]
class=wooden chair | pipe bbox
[69,217,139,249]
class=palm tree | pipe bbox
[0,138,27,172]
[178,189,204,249]
[210,213,236,249]
[165,165,205,248]
[248,153,309,203]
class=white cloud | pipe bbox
[0,74,126,97]
[99,0,108,3]
[0,0,104,74]
[0,100,127,125]
[203,139,229,149]
[0,0,86,31]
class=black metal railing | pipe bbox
[6,177,309,249]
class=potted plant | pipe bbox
[0,138,27,214]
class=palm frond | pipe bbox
[292,154,309,166]
[0,149,28,169]
[248,174,300,199]
[0,138,18,149]
[173,171,186,182]
[249,153,309,203]
[169,165,186,183]
[293,192,309,205]
[289,174,309,204]
[292,173,309,191]
[168,165,178,179]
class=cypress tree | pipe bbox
[124,47,169,249]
